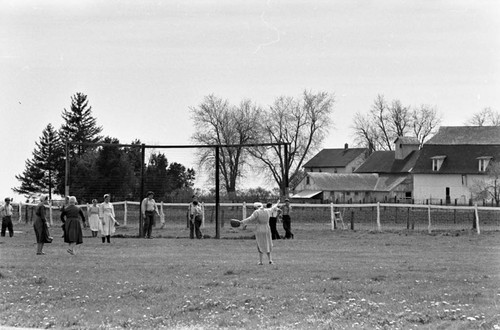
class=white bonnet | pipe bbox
[253,202,263,209]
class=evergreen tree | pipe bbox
[59,92,102,155]
[14,123,65,198]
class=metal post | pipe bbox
[139,144,145,237]
[64,142,70,196]
[284,143,289,198]
[215,146,220,239]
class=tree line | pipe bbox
[15,91,497,203]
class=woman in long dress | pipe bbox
[33,195,52,255]
[61,196,86,255]
[99,194,118,244]
[238,200,280,265]
[87,199,101,237]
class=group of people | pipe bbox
[234,198,294,265]
[33,194,120,255]
[267,198,294,240]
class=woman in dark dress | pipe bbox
[61,196,86,255]
[34,195,52,255]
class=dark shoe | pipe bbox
[36,252,45,255]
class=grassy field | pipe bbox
[0,221,499,330]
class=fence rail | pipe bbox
[9,201,500,235]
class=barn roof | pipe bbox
[304,172,407,192]
[355,150,420,173]
[426,126,500,145]
[303,148,367,168]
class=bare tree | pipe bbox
[470,161,500,206]
[251,90,335,196]
[411,104,441,146]
[465,107,500,126]
[190,95,261,198]
[352,94,441,150]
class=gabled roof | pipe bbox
[426,126,500,145]
[412,145,500,174]
[355,150,420,174]
[304,172,407,192]
[394,136,419,145]
[303,148,367,168]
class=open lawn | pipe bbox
[0,222,499,329]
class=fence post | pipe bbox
[406,207,410,229]
[330,203,335,230]
[242,202,247,219]
[18,202,23,223]
[201,202,205,228]
[376,202,381,232]
[474,203,480,234]
[124,201,128,226]
[49,200,53,226]
[350,210,354,230]
[427,205,432,233]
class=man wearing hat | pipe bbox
[141,191,159,239]
[0,197,14,237]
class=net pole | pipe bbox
[215,146,220,239]
[139,144,145,237]
[65,142,70,196]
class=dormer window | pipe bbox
[431,156,446,172]
[477,156,492,172]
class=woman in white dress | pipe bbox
[87,199,102,237]
[237,200,280,265]
[99,194,118,243]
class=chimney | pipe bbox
[344,143,348,150]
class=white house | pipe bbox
[411,126,500,204]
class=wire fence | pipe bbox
[10,201,500,236]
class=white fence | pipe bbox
[11,201,499,234]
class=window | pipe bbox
[431,156,446,171]
[306,176,310,185]
[477,156,492,172]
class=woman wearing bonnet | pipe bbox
[235,200,280,265]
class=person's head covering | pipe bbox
[104,194,110,199]
[92,199,98,204]
[147,191,154,197]
[284,198,290,202]
[69,196,77,204]
[4,197,11,202]
[253,202,263,209]
[266,202,272,208]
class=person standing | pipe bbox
[266,202,282,240]
[0,197,14,237]
[282,198,294,239]
[189,200,203,239]
[99,194,118,244]
[87,199,101,237]
[33,195,52,255]
[61,196,85,255]
[141,191,159,239]
[235,200,280,265]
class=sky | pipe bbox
[1,0,499,201]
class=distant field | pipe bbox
[0,221,499,329]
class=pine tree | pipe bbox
[14,123,65,198]
[59,92,102,155]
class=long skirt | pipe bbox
[255,227,273,253]
[64,218,83,245]
[88,213,102,232]
[34,219,52,244]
